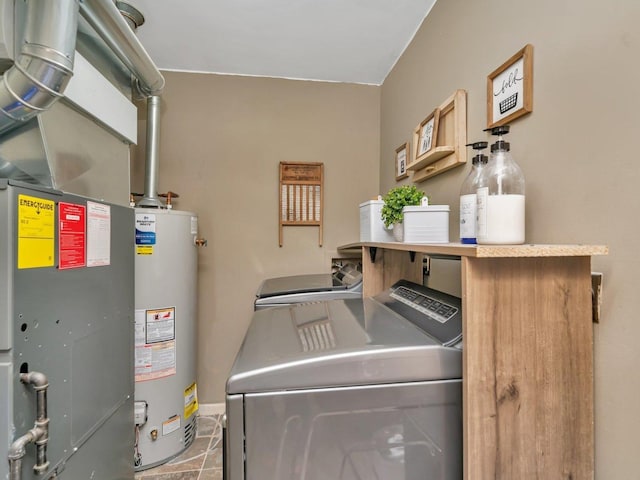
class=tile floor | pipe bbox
[134,414,223,480]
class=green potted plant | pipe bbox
[381,185,426,241]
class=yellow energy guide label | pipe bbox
[18,194,55,269]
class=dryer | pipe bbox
[254,263,363,310]
[227,279,463,480]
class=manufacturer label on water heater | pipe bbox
[135,213,156,245]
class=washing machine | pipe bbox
[254,262,363,310]
[226,279,463,480]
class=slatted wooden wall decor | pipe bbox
[279,162,324,247]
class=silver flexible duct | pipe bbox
[0,0,164,137]
[0,0,79,136]
[79,0,164,96]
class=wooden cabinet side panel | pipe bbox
[382,249,422,290]
[362,247,384,298]
[362,248,423,297]
[462,256,594,480]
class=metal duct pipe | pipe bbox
[137,95,163,207]
[116,1,145,32]
[0,0,79,136]
[78,0,165,206]
[79,0,164,96]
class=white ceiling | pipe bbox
[127,0,437,86]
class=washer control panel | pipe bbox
[391,286,458,324]
[377,279,462,347]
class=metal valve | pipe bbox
[158,191,179,209]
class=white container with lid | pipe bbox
[402,197,450,244]
[359,198,395,242]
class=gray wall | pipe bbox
[380,0,638,476]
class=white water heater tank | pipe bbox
[133,208,199,470]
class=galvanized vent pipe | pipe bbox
[0,0,79,136]
[79,0,164,96]
[79,0,166,207]
[137,95,164,208]
[116,1,145,32]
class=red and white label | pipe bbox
[58,202,86,270]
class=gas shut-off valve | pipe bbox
[134,401,148,427]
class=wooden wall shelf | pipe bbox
[338,241,608,480]
[407,89,467,183]
[406,146,455,171]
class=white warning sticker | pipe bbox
[162,415,181,436]
[134,307,177,382]
[87,201,111,267]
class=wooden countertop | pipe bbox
[338,242,608,258]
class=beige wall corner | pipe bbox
[131,73,380,403]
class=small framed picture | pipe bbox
[395,142,409,181]
[414,108,440,163]
[487,44,533,128]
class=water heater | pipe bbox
[134,208,199,470]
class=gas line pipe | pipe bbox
[8,371,50,479]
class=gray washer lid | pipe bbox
[256,273,343,298]
[226,298,461,394]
